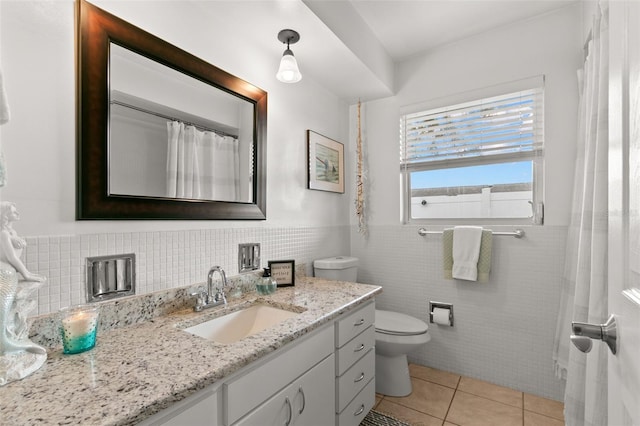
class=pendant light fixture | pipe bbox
[276,29,302,83]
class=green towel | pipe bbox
[443,228,492,282]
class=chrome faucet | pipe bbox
[191,266,228,312]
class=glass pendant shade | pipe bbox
[276,49,302,83]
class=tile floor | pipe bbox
[373,364,564,426]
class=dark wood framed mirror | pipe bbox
[77,0,267,220]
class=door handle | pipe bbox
[284,397,292,426]
[298,386,305,415]
[571,314,617,354]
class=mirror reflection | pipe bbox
[109,44,254,203]
[77,0,267,220]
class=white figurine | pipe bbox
[0,202,47,385]
[0,202,45,284]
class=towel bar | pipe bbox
[418,228,525,238]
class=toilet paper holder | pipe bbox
[429,301,454,326]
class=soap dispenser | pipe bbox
[256,267,277,295]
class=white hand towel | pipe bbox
[452,226,483,281]
[0,68,10,125]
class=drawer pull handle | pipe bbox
[354,318,365,326]
[354,372,365,383]
[298,386,306,414]
[284,397,292,426]
[354,343,365,352]
[354,404,365,416]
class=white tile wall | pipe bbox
[25,222,566,401]
[25,226,350,316]
[351,225,567,401]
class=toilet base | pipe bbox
[375,353,412,397]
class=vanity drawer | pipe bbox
[336,349,375,413]
[336,378,375,426]
[335,301,375,348]
[225,325,334,425]
[336,325,375,376]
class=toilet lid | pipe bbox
[375,310,428,336]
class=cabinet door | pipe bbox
[294,354,335,425]
[235,354,335,426]
[225,326,334,424]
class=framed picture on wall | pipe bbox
[307,130,345,193]
[268,260,295,287]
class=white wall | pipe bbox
[0,0,351,236]
[0,1,352,313]
[350,4,583,401]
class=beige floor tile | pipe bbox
[524,393,564,421]
[409,364,461,389]
[374,395,383,409]
[457,376,523,408]
[376,399,444,426]
[446,391,523,426]
[524,410,565,426]
[385,378,455,419]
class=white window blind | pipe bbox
[401,87,544,167]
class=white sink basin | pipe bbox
[183,304,300,344]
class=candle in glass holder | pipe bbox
[59,305,99,354]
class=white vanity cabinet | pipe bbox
[140,300,377,426]
[334,301,376,426]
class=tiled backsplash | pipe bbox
[24,222,566,402]
[25,226,350,316]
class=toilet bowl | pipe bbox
[375,309,430,396]
[313,256,431,397]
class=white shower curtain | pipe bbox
[166,121,201,199]
[552,3,609,425]
[196,131,240,202]
[166,121,239,201]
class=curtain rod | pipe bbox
[110,99,238,139]
[418,228,525,239]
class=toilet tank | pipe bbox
[313,256,358,282]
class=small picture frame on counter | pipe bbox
[268,260,295,287]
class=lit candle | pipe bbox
[59,305,99,354]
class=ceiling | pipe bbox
[195,0,578,103]
[347,0,577,61]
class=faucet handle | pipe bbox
[211,289,227,304]
[190,289,208,310]
[190,288,207,298]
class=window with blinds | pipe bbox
[400,85,544,223]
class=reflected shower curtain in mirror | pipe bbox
[166,121,240,201]
[166,122,200,199]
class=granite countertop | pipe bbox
[0,277,381,426]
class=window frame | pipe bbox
[400,76,545,225]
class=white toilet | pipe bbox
[313,256,430,397]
